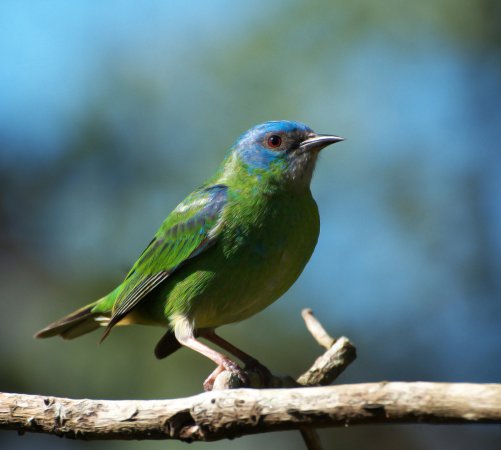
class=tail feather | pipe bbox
[154,329,183,359]
[35,301,104,340]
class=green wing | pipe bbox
[101,184,228,340]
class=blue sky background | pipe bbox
[1,1,500,449]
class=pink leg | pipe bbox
[199,329,259,366]
[174,318,248,391]
[200,329,272,381]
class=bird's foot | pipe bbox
[203,358,249,391]
[223,358,250,385]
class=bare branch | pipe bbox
[301,308,336,350]
[3,310,497,446]
[1,383,501,441]
[300,309,357,386]
[297,336,357,386]
[299,427,324,450]
[296,309,357,450]
[210,309,356,391]
[206,309,357,448]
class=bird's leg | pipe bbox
[173,317,249,391]
[199,329,259,366]
[200,329,272,384]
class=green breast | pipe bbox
[134,187,320,329]
[185,188,319,328]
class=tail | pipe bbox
[34,300,106,340]
[154,329,182,359]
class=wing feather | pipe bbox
[101,184,228,340]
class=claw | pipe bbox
[222,358,249,386]
[203,366,224,391]
[203,359,250,391]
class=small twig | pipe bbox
[201,308,357,449]
[297,336,357,387]
[298,308,356,386]
[297,309,357,450]
[299,427,324,450]
[211,309,357,390]
[301,308,336,349]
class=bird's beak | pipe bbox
[300,134,345,151]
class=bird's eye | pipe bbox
[267,135,282,148]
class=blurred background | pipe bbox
[1,0,500,449]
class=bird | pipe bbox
[35,120,344,390]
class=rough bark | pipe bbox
[1,383,501,441]
[2,309,499,444]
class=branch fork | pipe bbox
[1,309,500,448]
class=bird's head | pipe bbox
[230,121,344,189]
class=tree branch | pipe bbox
[296,308,356,450]
[1,383,501,441]
[2,310,499,444]
[206,308,356,449]
[210,309,356,390]
[297,310,356,387]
